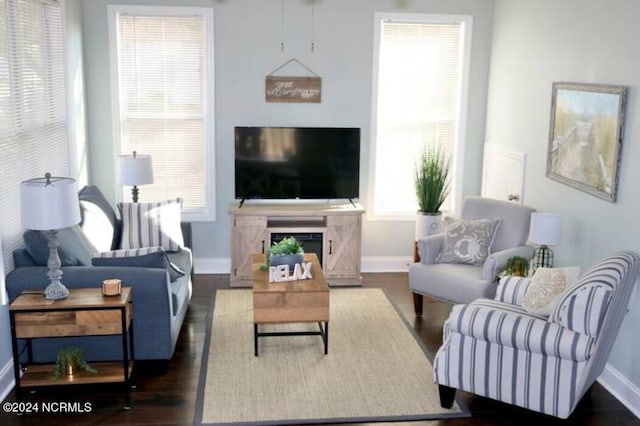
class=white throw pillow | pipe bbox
[79,200,114,253]
[118,200,184,252]
[521,267,568,316]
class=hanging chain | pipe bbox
[280,0,285,51]
[310,0,315,52]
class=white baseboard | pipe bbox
[0,358,15,403]
[361,256,412,273]
[194,256,412,274]
[598,363,640,419]
[194,257,231,274]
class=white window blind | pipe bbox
[110,7,214,220]
[371,16,470,217]
[0,0,69,297]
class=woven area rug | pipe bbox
[195,288,468,425]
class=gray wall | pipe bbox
[81,0,495,264]
[486,0,640,390]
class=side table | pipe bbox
[9,287,135,409]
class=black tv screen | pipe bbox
[235,127,360,200]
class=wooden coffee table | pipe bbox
[252,253,329,356]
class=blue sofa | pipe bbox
[5,186,193,362]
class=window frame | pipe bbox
[368,13,473,221]
[107,5,216,222]
[0,0,72,304]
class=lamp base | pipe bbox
[44,230,69,300]
[131,185,139,203]
[532,245,554,272]
[44,281,69,300]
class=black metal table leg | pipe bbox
[9,312,22,402]
[129,315,136,390]
[255,321,329,355]
[254,323,259,356]
[324,322,329,354]
[121,306,131,410]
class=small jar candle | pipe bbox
[102,279,122,296]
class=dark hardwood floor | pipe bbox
[1,273,637,425]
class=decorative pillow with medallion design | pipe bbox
[521,267,567,316]
[435,218,501,266]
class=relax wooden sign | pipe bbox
[265,76,321,103]
[268,262,313,282]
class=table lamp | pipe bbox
[118,150,153,202]
[21,173,81,300]
[528,211,561,271]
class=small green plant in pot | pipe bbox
[414,145,451,237]
[501,255,530,278]
[264,236,304,271]
[51,346,97,380]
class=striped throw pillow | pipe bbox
[92,247,185,282]
[94,247,164,258]
[118,200,184,252]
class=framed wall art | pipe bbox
[546,82,626,202]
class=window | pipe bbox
[0,0,69,303]
[370,14,472,218]
[108,6,215,221]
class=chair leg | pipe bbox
[412,292,423,316]
[438,384,456,408]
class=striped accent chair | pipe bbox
[433,251,640,418]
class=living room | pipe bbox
[1,0,640,424]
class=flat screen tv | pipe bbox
[235,127,360,201]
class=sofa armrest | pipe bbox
[416,233,444,265]
[482,245,535,281]
[446,300,594,361]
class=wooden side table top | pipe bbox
[252,252,329,293]
[10,287,131,311]
[10,287,133,338]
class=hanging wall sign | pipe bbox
[265,58,321,103]
[266,76,321,103]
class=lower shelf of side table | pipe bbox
[19,361,134,387]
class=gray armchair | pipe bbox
[409,196,535,315]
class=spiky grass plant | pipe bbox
[415,146,451,213]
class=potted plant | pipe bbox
[51,346,98,380]
[414,145,451,238]
[501,255,530,278]
[266,236,304,270]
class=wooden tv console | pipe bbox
[229,201,364,287]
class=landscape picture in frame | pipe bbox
[546,82,626,202]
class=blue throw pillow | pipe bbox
[24,225,95,267]
[92,248,185,282]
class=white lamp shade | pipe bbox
[21,175,81,230]
[528,212,561,246]
[118,154,153,186]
